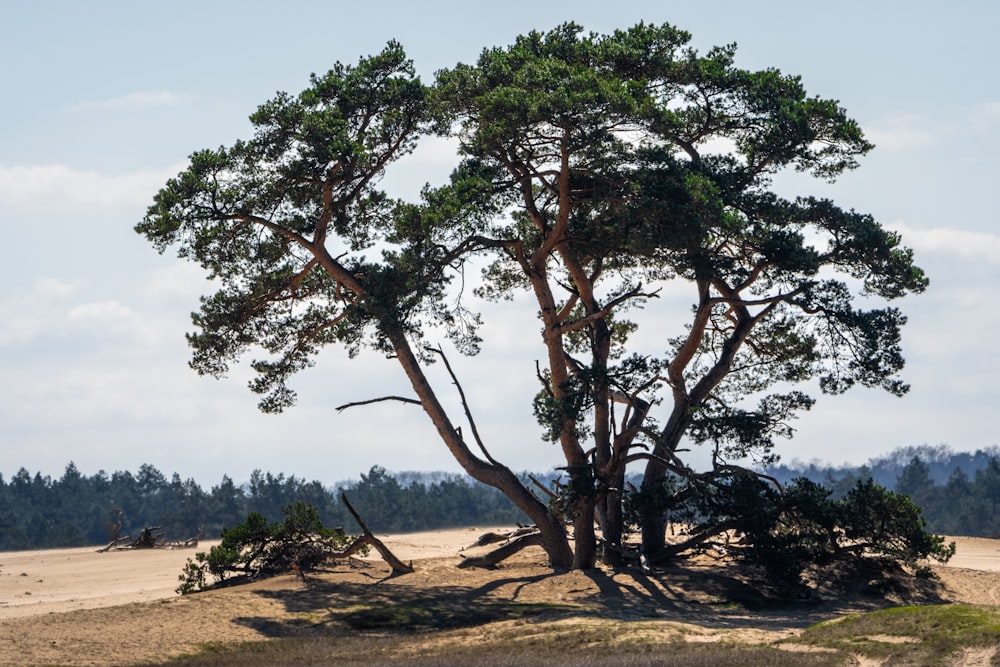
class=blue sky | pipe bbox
[1,1,998,485]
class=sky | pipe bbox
[1,1,998,487]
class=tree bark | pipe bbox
[639,290,756,557]
[384,324,575,569]
[599,475,625,567]
[573,498,598,569]
[457,531,545,569]
[639,405,691,557]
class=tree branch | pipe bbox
[528,474,558,501]
[555,286,658,335]
[340,492,413,575]
[457,531,544,569]
[335,396,422,412]
[649,519,742,563]
[427,345,501,466]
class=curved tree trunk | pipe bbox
[314,253,577,569]
[340,492,414,575]
[639,292,755,558]
[386,325,575,569]
[601,392,650,567]
[639,404,692,557]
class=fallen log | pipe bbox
[97,527,199,552]
[464,526,538,550]
[458,531,544,569]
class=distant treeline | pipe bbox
[767,444,1000,537]
[0,463,527,551]
[4,444,1000,551]
[767,444,1000,489]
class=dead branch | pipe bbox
[335,396,422,412]
[528,474,558,501]
[647,519,742,564]
[457,530,544,569]
[340,492,414,574]
[466,531,510,548]
[96,526,199,552]
[463,526,539,550]
[426,345,500,466]
[325,535,373,560]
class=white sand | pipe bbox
[0,529,995,621]
[0,525,509,620]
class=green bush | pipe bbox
[626,473,954,586]
[177,501,357,594]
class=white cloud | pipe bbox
[143,262,212,300]
[67,300,135,323]
[0,162,187,212]
[0,315,43,346]
[32,277,82,299]
[379,135,461,200]
[0,278,81,345]
[865,102,1000,152]
[10,365,206,427]
[66,299,171,346]
[65,91,192,113]
[969,100,1000,133]
[889,221,1000,265]
[0,279,178,348]
[863,114,938,151]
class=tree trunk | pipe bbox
[599,472,625,567]
[536,506,574,569]
[640,510,670,559]
[385,324,575,569]
[639,406,690,557]
[638,300,754,558]
[572,497,598,569]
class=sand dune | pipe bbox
[0,526,504,620]
[0,529,998,666]
[2,530,998,620]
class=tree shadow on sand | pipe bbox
[228,555,948,639]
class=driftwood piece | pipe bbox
[458,531,544,569]
[97,535,129,552]
[97,527,199,553]
[468,531,509,548]
[464,526,538,550]
[340,492,414,575]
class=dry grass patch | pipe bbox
[156,623,843,667]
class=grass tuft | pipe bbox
[788,603,1000,663]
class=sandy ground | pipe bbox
[0,529,997,666]
[0,526,504,621]
[938,536,1000,572]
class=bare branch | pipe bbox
[623,454,692,482]
[335,396,421,412]
[340,492,413,575]
[555,286,659,335]
[712,463,783,491]
[528,474,558,501]
[223,212,313,250]
[427,345,501,466]
[649,519,743,563]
